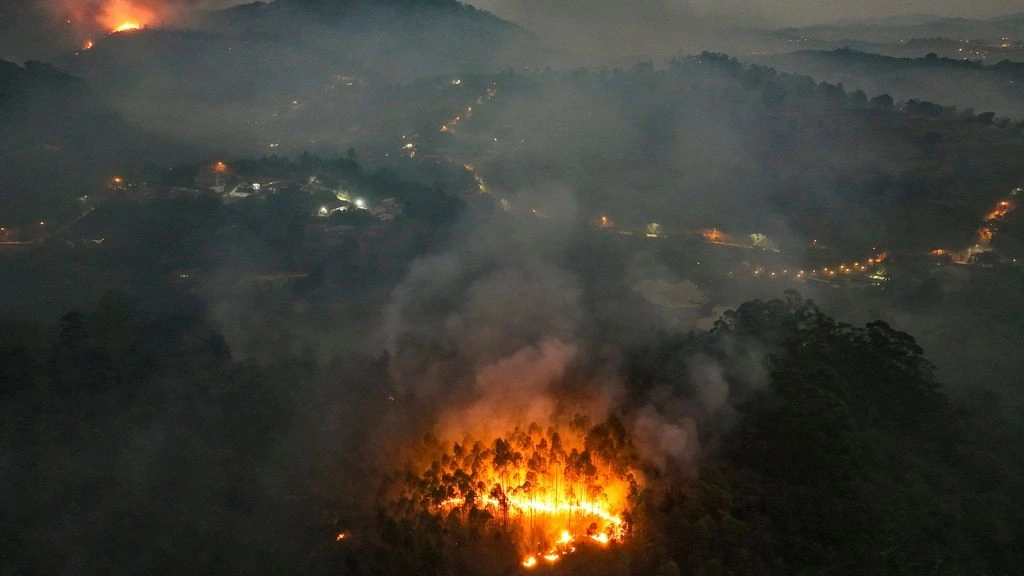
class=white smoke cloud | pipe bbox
[439,338,576,440]
[690,353,730,413]
[631,404,700,471]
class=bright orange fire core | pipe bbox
[97,1,155,33]
[405,419,636,568]
[112,21,141,32]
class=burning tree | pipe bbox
[378,415,642,571]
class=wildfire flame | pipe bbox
[977,198,1015,246]
[96,1,156,34]
[112,21,141,32]
[439,494,625,535]
[702,228,728,243]
[395,419,636,569]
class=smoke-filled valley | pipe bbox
[2,1,1024,575]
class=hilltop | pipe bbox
[52,0,547,156]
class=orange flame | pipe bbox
[418,422,633,570]
[702,228,728,243]
[379,412,640,576]
[112,21,141,32]
[97,1,155,33]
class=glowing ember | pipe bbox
[335,531,347,542]
[522,556,538,568]
[82,40,94,51]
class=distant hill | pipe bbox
[55,0,548,155]
[0,60,193,222]
[775,12,1024,44]
[822,14,949,28]
[757,49,1024,119]
[408,54,1024,256]
[63,0,547,91]
[188,0,545,80]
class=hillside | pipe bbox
[54,0,547,156]
[775,12,1024,45]
[0,59,193,222]
[426,56,1024,254]
[757,49,1024,118]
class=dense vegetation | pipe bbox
[626,293,1023,576]
[447,53,1024,255]
[5,291,1020,574]
[760,48,1024,118]
[3,4,1024,572]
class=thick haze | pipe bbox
[2,0,1024,573]
[4,0,1024,63]
[466,0,1024,59]
[473,0,1024,28]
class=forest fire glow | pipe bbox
[438,493,625,536]
[112,21,141,32]
[702,228,727,243]
[390,417,637,570]
[94,1,156,34]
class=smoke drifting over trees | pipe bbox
[2,0,1024,574]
